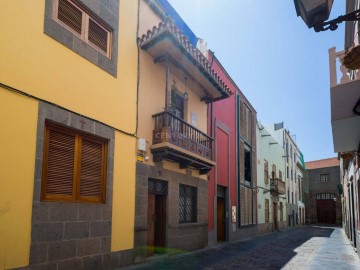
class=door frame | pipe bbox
[147,178,168,256]
[272,202,278,231]
[216,185,228,242]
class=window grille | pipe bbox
[148,179,168,195]
[316,193,335,200]
[179,184,197,223]
[320,174,329,183]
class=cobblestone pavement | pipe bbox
[121,226,360,270]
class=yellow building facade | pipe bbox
[133,0,231,259]
[0,0,138,269]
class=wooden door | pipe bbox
[272,203,278,231]
[154,194,166,253]
[317,200,335,224]
[147,193,155,256]
[217,197,225,241]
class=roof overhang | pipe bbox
[138,20,231,101]
[331,80,360,152]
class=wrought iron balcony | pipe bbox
[270,178,286,196]
[151,111,214,174]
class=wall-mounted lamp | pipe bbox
[294,0,360,32]
[183,77,188,101]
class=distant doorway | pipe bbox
[316,193,336,224]
[217,185,226,242]
[147,179,167,256]
[217,197,225,241]
[272,202,278,231]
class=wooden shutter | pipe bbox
[57,0,83,34]
[79,136,106,202]
[88,18,109,54]
[43,125,76,199]
[265,199,269,223]
[264,160,268,184]
[42,122,107,203]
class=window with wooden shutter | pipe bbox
[272,164,276,179]
[264,160,268,184]
[53,0,112,58]
[265,199,269,223]
[42,122,107,203]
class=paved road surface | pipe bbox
[121,226,360,270]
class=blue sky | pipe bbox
[168,0,345,162]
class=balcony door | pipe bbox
[170,90,184,119]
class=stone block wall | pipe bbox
[44,0,119,76]
[134,162,208,259]
[29,102,121,270]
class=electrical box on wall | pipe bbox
[138,138,146,151]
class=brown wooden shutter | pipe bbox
[58,0,83,35]
[88,18,109,53]
[44,126,75,197]
[265,199,269,222]
[79,137,105,201]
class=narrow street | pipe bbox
[123,226,360,270]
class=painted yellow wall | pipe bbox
[112,132,136,251]
[0,0,138,267]
[0,88,38,270]
[137,3,208,180]
[0,0,137,132]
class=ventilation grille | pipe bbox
[80,138,103,197]
[88,18,108,53]
[46,128,75,195]
[58,0,82,34]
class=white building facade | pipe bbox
[257,121,287,233]
[266,123,305,227]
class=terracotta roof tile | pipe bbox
[138,18,231,99]
[305,157,339,170]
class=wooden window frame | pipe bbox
[264,160,269,184]
[265,199,269,223]
[244,146,252,184]
[272,164,276,179]
[320,174,328,183]
[41,121,108,203]
[53,0,112,58]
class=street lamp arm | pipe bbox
[314,9,360,32]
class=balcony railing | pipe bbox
[152,111,213,161]
[329,47,360,87]
[270,178,286,196]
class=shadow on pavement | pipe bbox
[121,226,336,270]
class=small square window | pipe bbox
[179,184,197,223]
[320,174,328,183]
[54,0,112,58]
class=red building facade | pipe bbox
[207,52,258,245]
